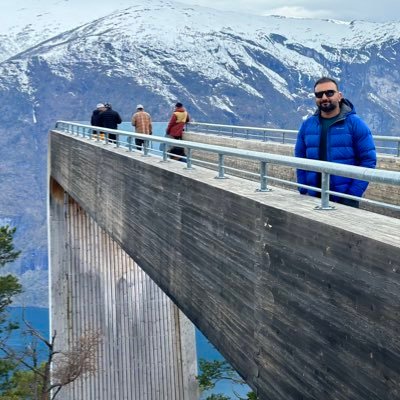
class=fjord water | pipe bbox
[9,306,248,398]
[10,124,249,396]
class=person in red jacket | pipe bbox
[165,102,190,159]
[165,102,189,159]
[166,102,190,138]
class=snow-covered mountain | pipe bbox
[2,0,400,130]
[1,0,400,305]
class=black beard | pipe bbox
[318,102,337,113]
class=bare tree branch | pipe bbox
[48,330,102,393]
[0,318,102,400]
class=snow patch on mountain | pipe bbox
[3,0,400,64]
[1,0,400,132]
[1,0,400,310]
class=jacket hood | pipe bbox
[340,98,355,115]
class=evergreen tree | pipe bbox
[0,226,22,318]
[0,225,22,395]
[0,226,20,267]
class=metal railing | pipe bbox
[186,122,400,157]
[54,121,400,213]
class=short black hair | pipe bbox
[314,77,339,90]
[175,102,183,108]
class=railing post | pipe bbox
[256,161,272,192]
[185,148,193,170]
[143,140,150,157]
[116,134,120,148]
[215,153,227,179]
[315,172,335,210]
[161,142,168,162]
[397,141,400,157]
[282,132,286,144]
[127,136,133,151]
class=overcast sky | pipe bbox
[178,0,400,22]
[8,0,400,24]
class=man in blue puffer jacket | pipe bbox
[295,77,376,207]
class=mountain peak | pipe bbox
[1,0,399,306]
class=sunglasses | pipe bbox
[314,90,337,98]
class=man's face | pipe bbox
[314,82,342,115]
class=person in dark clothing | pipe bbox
[98,103,122,142]
[169,146,186,162]
[90,103,106,137]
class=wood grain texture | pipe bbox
[50,131,400,400]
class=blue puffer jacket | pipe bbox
[294,99,377,199]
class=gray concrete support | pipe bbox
[49,179,198,400]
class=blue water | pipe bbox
[120,120,166,134]
[6,307,50,361]
[9,305,249,398]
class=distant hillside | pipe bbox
[1,0,400,306]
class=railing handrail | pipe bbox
[186,121,400,141]
[186,121,400,155]
[188,121,298,134]
[54,121,400,212]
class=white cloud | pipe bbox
[3,0,400,24]
[177,0,400,22]
[261,6,330,20]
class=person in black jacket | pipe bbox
[98,103,122,142]
[90,103,106,137]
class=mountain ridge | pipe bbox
[1,0,399,306]
[2,1,400,131]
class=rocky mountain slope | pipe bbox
[1,0,399,306]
